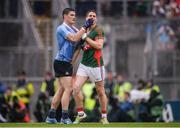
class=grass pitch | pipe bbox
[0,122,180,128]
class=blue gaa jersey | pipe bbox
[55,22,78,63]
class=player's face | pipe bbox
[86,12,96,24]
[65,11,76,25]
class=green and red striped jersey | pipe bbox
[81,25,104,67]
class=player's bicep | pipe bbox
[95,28,105,48]
[95,37,104,49]
[66,33,76,42]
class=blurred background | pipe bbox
[0,0,180,123]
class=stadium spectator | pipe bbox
[104,71,115,98]
[139,86,163,122]
[35,71,59,122]
[110,92,135,122]
[104,71,119,118]
[40,71,58,99]
[156,21,177,50]
[3,87,30,122]
[152,0,180,18]
[73,10,109,124]
[45,8,93,124]
[0,88,8,122]
[166,0,180,18]
[0,80,6,95]
[34,92,50,122]
[113,74,133,103]
[15,71,34,112]
[83,82,100,122]
[0,79,7,122]
[152,0,166,17]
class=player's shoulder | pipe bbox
[94,25,104,33]
[57,24,66,31]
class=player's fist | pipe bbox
[82,44,91,51]
[83,19,93,30]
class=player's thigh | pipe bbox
[59,76,73,90]
[75,63,89,89]
[57,78,63,88]
[89,66,105,83]
[54,60,73,90]
[74,75,88,89]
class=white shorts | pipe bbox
[76,63,105,83]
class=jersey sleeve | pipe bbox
[57,26,71,39]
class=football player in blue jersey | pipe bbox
[45,8,93,124]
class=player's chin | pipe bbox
[71,20,75,24]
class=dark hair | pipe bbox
[62,8,75,18]
[86,9,97,17]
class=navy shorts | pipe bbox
[53,60,73,77]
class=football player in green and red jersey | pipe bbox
[73,10,109,124]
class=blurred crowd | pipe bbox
[0,0,179,19]
[104,72,163,122]
[27,0,180,18]
[0,71,34,122]
[69,0,180,17]
[0,71,164,123]
[152,0,180,18]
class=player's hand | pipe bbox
[82,44,91,51]
[83,19,93,30]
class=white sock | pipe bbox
[101,113,107,118]
[78,111,84,116]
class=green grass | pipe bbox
[0,122,180,128]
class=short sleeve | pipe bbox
[57,26,71,39]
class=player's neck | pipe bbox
[64,21,73,27]
[89,24,96,31]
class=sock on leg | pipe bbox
[77,107,84,116]
[48,108,56,118]
[101,109,107,118]
[62,110,69,119]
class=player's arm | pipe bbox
[66,28,86,42]
[71,47,81,65]
[66,19,94,42]
[71,40,84,64]
[85,37,104,50]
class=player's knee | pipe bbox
[58,85,63,90]
[64,87,73,94]
[73,86,80,95]
[97,89,105,97]
[98,92,104,97]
